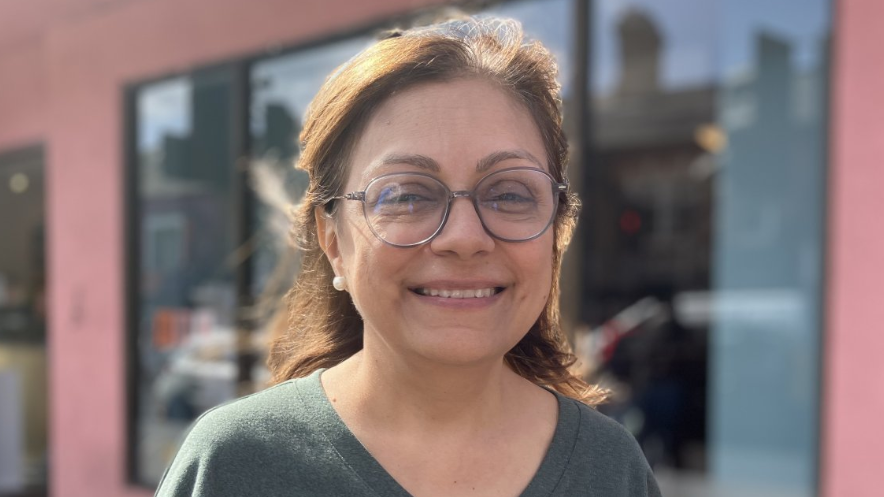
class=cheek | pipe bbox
[538,257,554,306]
[517,239,555,302]
[342,227,404,302]
[539,239,556,304]
[335,208,375,266]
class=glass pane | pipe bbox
[134,68,238,486]
[248,36,373,386]
[711,0,829,493]
[485,0,575,95]
[0,147,47,496]
[581,0,830,495]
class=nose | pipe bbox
[429,195,495,258]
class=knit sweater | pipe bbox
[155,369,662,497]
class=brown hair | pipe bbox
[267,17,606,406]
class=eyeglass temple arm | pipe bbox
[330,192,366,201]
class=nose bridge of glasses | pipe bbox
[447,190,484,218]
[449,190,472,200]
[444,189,486,227]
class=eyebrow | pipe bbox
[372,153,440,172]
[476,149,543,173]
[368,149,544,176]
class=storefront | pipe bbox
[0,0,880,496]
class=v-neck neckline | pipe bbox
[295,369,581,497]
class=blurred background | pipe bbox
[0,0,881,496]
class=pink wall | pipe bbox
[0,0,445,495]
[823,0,884,496]
[0,42,47,148]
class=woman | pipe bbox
[156,17,661,497]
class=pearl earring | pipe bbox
[332,276,347,292]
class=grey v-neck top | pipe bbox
[155,369,661,497]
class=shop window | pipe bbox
[0,145,48,497]
[248,36,374,340]
[129,68,240,485]
[580,0,830,495]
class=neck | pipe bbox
[322,346,529,432]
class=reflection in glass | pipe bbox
[247,37,374,386]
[134,69,238,485]
[711,0,830,493]
[580,1,829,496]
[585,1,715,484]
[485,0,575,95]
[249,35,372,290]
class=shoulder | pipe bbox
[154,377,321,496]
[193,379,302,437]
[570,399,645,460]
[557,398,662,497]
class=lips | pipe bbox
[409,279,507,300]
[413,287,502,298]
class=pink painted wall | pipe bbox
[822,0,884,496]
[0,42,47,149]
[0,0,445,495]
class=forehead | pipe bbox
[347,78,548,187]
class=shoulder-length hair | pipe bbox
[267,17,606,406]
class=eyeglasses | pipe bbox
[329,167,567,247]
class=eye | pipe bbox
[481,179,537,203]
[474,170,554,218]
[374,183,438,205]
[378,191,429,204]
[488,191,534,203]
[365,176,447,219]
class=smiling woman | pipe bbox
[317,78,564,376]
[155,17,660,497]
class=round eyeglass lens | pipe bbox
[475,168,558,241]
[363,173,448,246]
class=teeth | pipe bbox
[417,287,497,298]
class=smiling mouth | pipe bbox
[411,287,504,299]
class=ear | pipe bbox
[315,207,345,277]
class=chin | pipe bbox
[407,329,524,368]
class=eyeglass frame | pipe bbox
[326,166,569,248]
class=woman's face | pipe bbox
[318,78,555,367]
